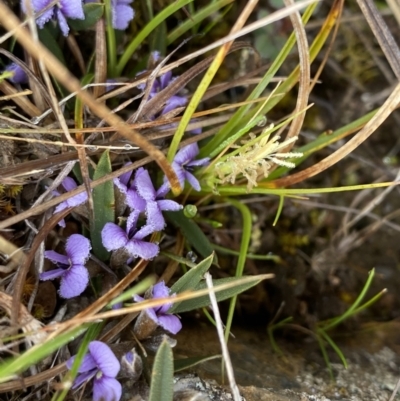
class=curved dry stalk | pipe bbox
[0,3,181,194]
[356,0,400,80]
[270,82,400,187]
[282,0,310,149]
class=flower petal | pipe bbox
[61,176,78,191]
[93,376,122,401]
[66,353,97,373]
[39,268,65,281]
[59,265,89,298]
[101,223,128,251]
[60,0,85,20]
[125,239,159,260]
[156,182,170,198]
[187,157,210,167]
[5,63,28,84]
[125,189,146,212]
[44,250,69,266]
[157,314,182,334]
[134,168,156,201]
[116,163,133,187]
[157,199,182,212]
[72,370,97,390]
[159,71,172,90]
[161,95,187,115]
[185,171,201,192]
[152,281,170,299]
[55,8,70,36]
[171,163,186,188]
[144,201,165,232]
[174,143,199,165]
[89,341,120,378]
[112,3,134,30]
[24,0,54,29]
[65,234,91,265]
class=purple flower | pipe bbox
[67,341,121,401]
[163,143,210,192]
[40,234,91,299]
[134,168,182,231]
[4,63,28,84]
[21,0,85,36]
[134,281,182,335]
[53,177,89,227]
[101,212,159,260]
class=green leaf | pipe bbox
[174,354,221,372]
[38,27,66,65]
[90,150,115,261]
[149,337,174,401]
[170,254,213,295]
[68,4,104,31]
[169,275,264,314]
[0,325,88,382]
[165,210,216,263]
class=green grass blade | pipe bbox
[167,0,234,45]
[174,354,221,372]
[223,198,252,343]
[318,330,348,369]
[321,269,375,331]
[116,0,193,75]
[0,325,89,382]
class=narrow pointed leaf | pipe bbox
[90,150,115,261]
[149,337,174,401]
[169,275,265,314]
[170,254,213,294]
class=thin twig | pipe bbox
[205,272,242,401]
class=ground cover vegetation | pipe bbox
[0,0,400,399]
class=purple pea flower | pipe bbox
[67,341,121,401]
[101,212,159,260]
[4,63,28,84]
[134,281,182,335]
[21,0,85,37]
[40,234,91,299]
[134,168,182,231]
[53,177,89,227]
[162,143,210,192]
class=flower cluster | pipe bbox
[101,167,182,261]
